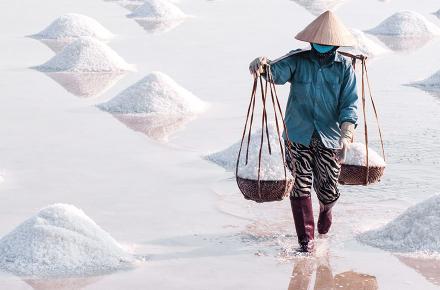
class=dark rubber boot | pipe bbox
[317,200,336,235]
[290,196,315,252]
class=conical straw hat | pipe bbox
[295,10,355,47]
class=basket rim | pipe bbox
[340,164,385,169]
[236,176,294,183]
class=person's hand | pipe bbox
[249,57,268,76]
[336,122,355,164]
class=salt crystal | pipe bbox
[0,204,135,278]
[206,124,292,181]
[98,72,206,115]
[127,0,187,21]
[31,14,113,41]
[35,37,134,73]
[358,194,440,253]
[367,11,440,37]
[344,142,386,167]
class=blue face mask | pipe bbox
[312,43,335,54]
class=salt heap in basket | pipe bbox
[207,124,293,202]
[339,142,386,185]
[236,124,294,202]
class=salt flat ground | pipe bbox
[0,0,440,289]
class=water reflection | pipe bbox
[133,19,184,34]
[288,256,379,290]
[397,255,440,286]
[109,113,194,142]
[372,35,433,52]
[43,72,126,98]
[24,276,101,290]
[290,0,347,16]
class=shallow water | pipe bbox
[0,0,439,289]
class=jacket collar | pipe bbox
[306,50,344,65]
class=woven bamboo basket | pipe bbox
[236,177,293,203]
[339,164,385,185]
[236,67,293,203]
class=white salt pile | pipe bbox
[407,70,440,91]
[127,0,187,20]
[36,37,134,72]
[434,9,440,19]
[346,29,389,57]
[31,14,113,41]
[0,204,134,277]
[358,194,440,253]
[344,142,386,167]
[206,124,292,181]
[367,11,440,37]
[98,72,206,115]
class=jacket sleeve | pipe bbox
[264,50,299,85]
[338,64,359,126]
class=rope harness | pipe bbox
[339,51,385,185]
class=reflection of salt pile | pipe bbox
[406,70,440,93]
[25,276,101,290]
[44,72,126,98]
[366,11,440,52]
[344,142,386,167]
[0,204,134,277]
[31,14,113,41]
[291,0,346,16]
[127,0,187,20]
[35,37,134,72]
[358,194,440,253]
[206,125,291,181]
[367,11,440,36]
[346,29,388,57]
[98,72,206,141]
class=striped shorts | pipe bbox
[285,133,341,204]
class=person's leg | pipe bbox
[310,136,341,235]
[285,140,315,251]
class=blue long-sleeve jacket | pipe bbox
[268,49,359,149]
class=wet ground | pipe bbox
[0,0,439,289]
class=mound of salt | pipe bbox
[31,14,113,41]
[127,0,187,20]
[98,72,206,115]
[358,194,440,253]
[206,124,292,181]
[36,37,134,72]
[407,70,440,91]
[344,142,386,167]
[0,204,134,277]
[367,11,440,37]
[346,29,389,57]
[434,9,440,19]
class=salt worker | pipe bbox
[249,11,359,252]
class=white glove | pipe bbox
[249,57,268,76]
[336,122,355,164]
